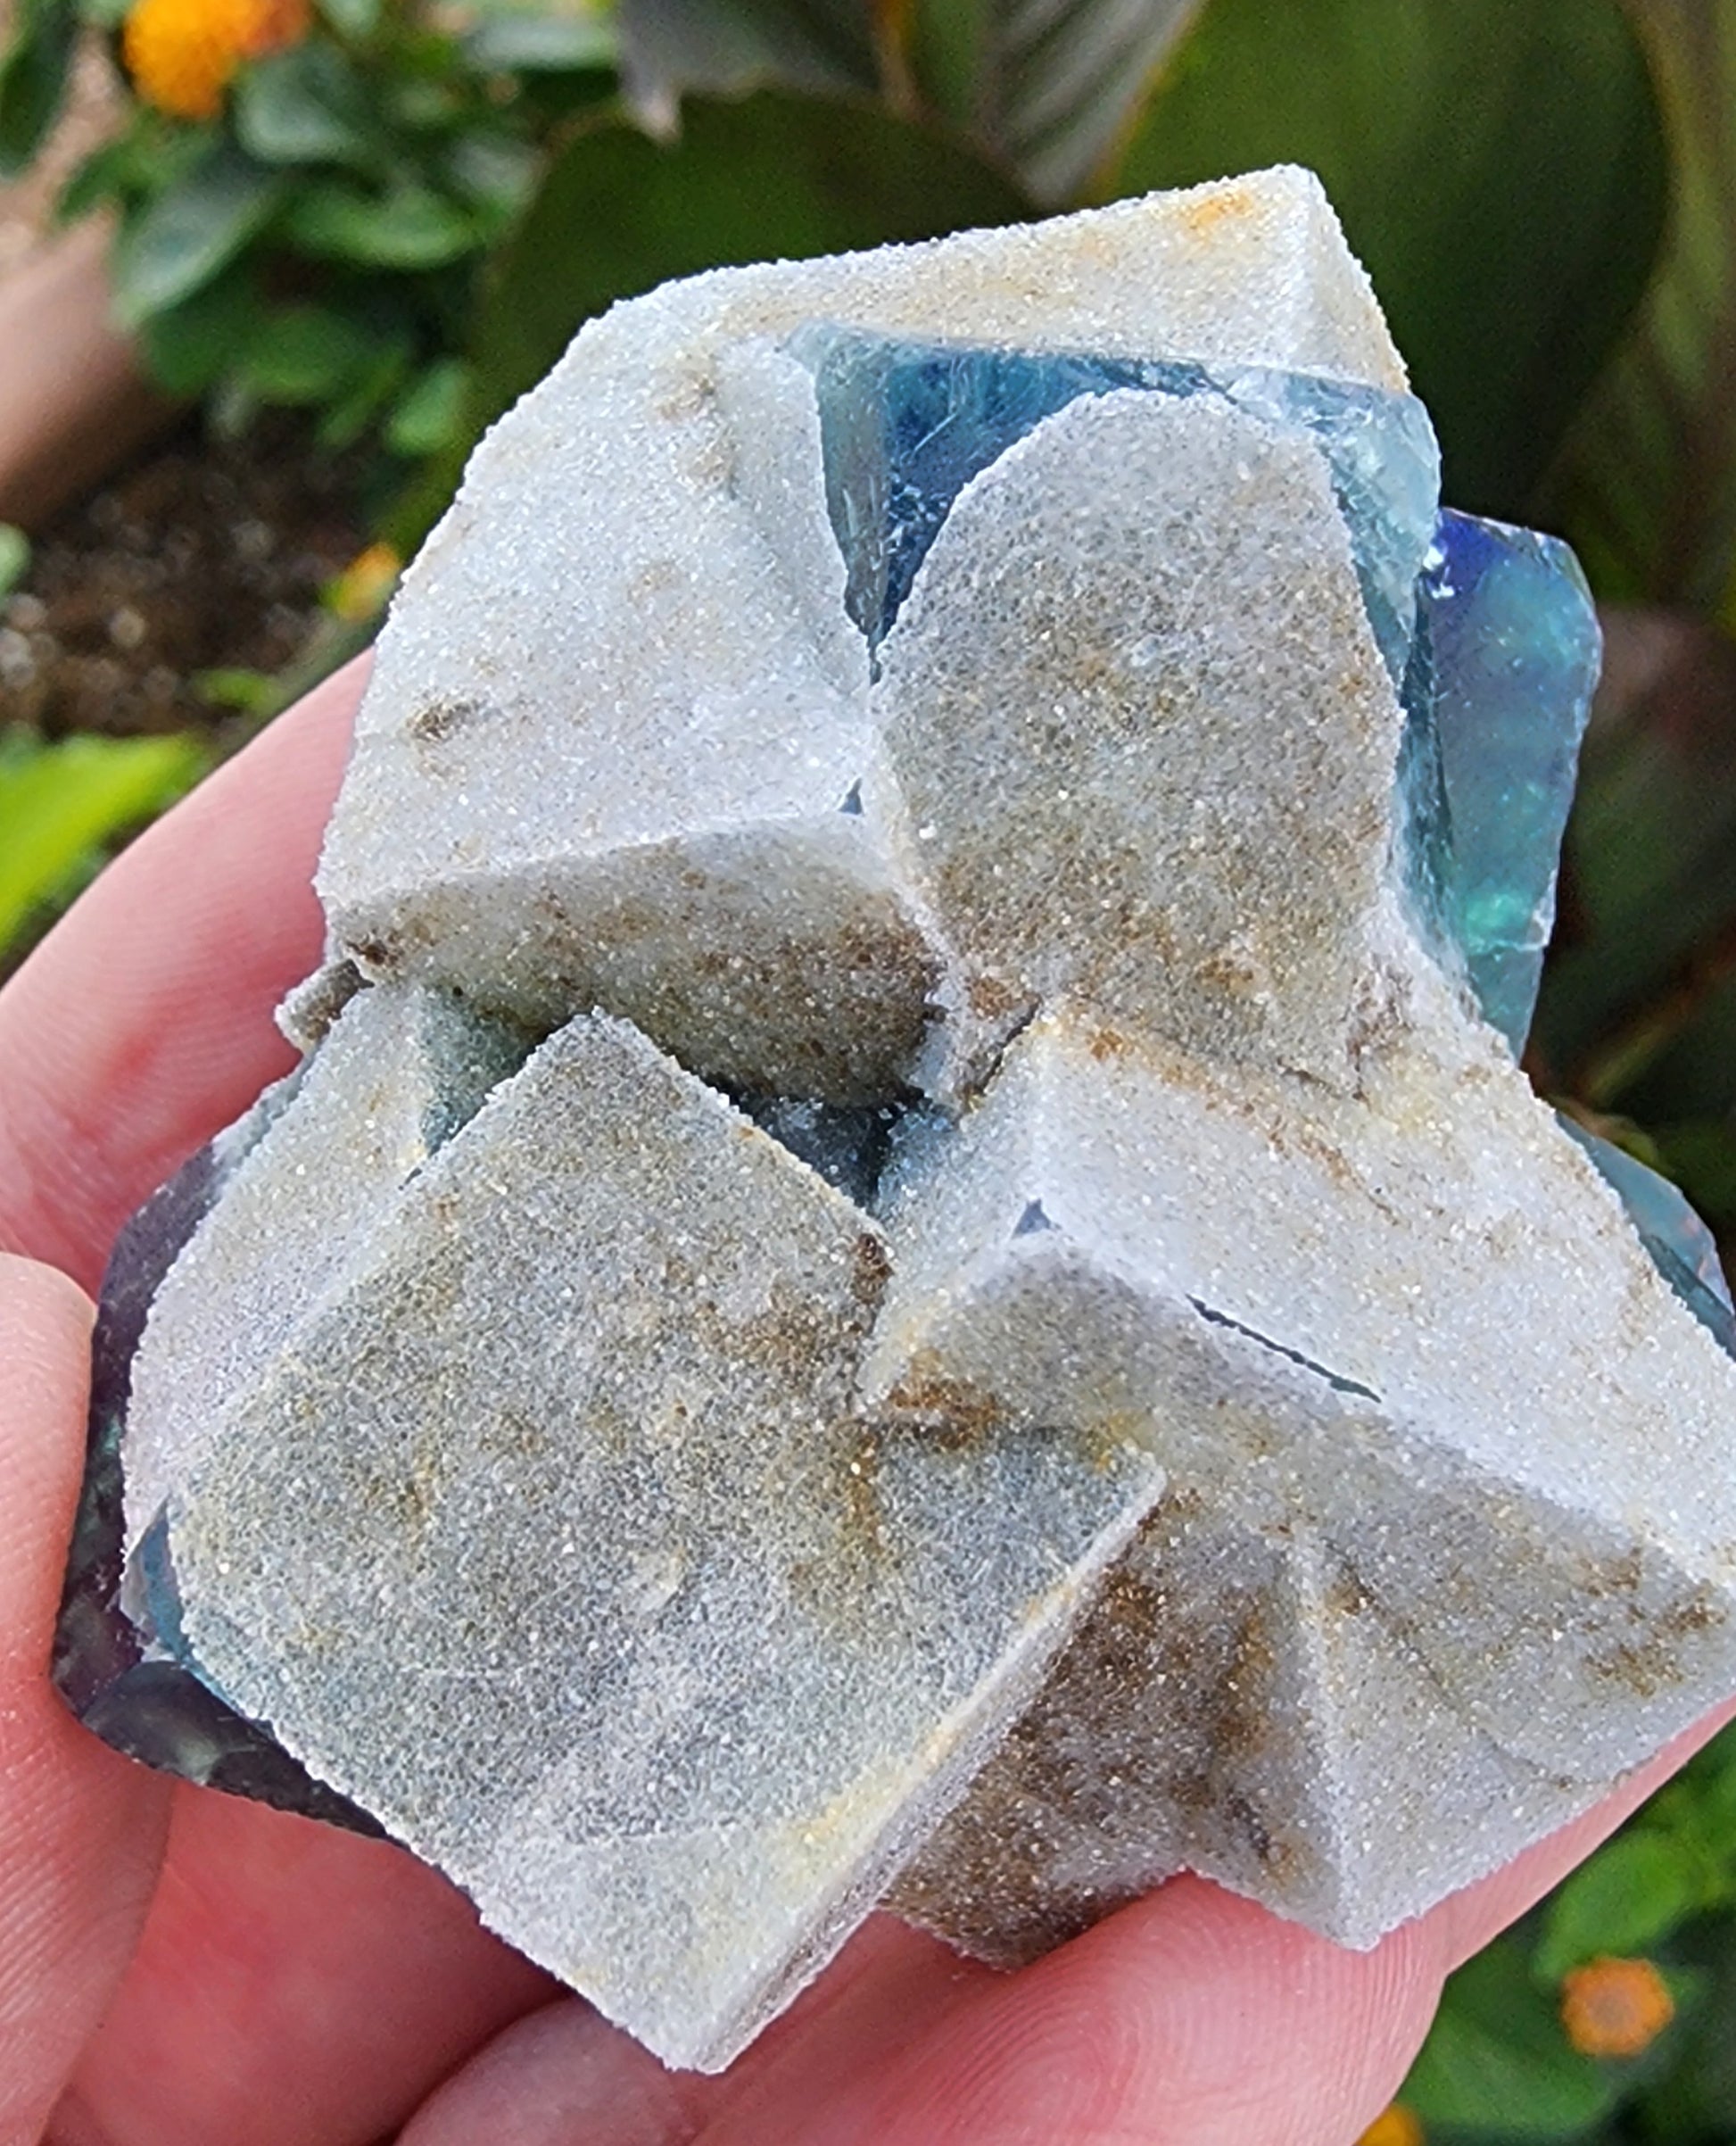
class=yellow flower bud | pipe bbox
[1357,2105,1425,2146]
[328,543,403,624]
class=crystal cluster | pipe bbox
[54,167,1736,2073]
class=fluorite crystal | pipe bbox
[54,166,1736,2073]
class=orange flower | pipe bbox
[1357,2105,1424,2146]
[1560,1955,1675,2059]
[123,0,310,121]
[327,543,403,624]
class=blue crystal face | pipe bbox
[791,323,1440,680]
[1559,1119,1736,1356]
[793,326,1725,1363]
[1404,510,1601,1056]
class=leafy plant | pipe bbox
[0,728,206,953]
[1546,2,1736,614]
[397,84,1029,543]
[0,0,619,457]
[1389,1722,1736,2142]
[1112,0,1667,515]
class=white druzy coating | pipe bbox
[123,984,524,1551]
[166,1011,1161,2069]
[869,389,1410,1089]
[105,167,1736,2075]
[317,166,1405,1099]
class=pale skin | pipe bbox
[0,654,1729,2146]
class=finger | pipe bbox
[0,654,366,1293]
[3,650,558,2146]
[61,1789,554,2146]
[721,1711,1736,2146]
[402,1700,1736,2146]
[398,1915,994,2146]
[0,1255,169,2146]
[401,1884,1441,2146]
[717,1883,1445,2146]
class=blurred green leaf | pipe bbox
[459,89,1027,466]
[1112,0,1667,517]
[137,263,260,395]
[1403,1939,1619,2139]
[57,112,205,221]
[112,145,288,325]
[316,0,381,36]
[464,5,616,71]
[316,328,413,449]
[0,525,29,600]
[1629,1915,1736,2140]
[442,128,539,212]
[908,0,1204,203]
[0,731,206,953]
[384,67,465,129]
[194,667,282,716]
[59,133,148,221]
[615,0,877,132]
[1550,4,1736,609]
[0,0,76,178]
[236,303,378,402]
[284,178,485,266]
[1536,1833,1714,1984]
[235,44,380,170]
[387,355,469,454]
[1533,608,1736,1101]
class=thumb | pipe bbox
[0,1255,169,2146]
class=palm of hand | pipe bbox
[0,659,1722,2146]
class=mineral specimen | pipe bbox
[54,165,1736,2074]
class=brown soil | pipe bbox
[0,19,369,741]
[0,418,369,738]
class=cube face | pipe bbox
[54,166,1736,2074]
[870,390,1409,1091]
[318,166,1415,1105]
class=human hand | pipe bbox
[1,657,1729,2146]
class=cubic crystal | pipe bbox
[54,166,1736,2075]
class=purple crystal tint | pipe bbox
[51,1117,383,1833]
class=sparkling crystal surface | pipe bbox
[53,167,1736,2076]
[51,1080,384,1831]
[1560,1118,1736,1353]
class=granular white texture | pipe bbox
[166,1009,1161,2069]
[102,166,1736,2073]
[316,164,1404,1100]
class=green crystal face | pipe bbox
[798,325,1717,1358]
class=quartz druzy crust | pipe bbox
[54,167,1736,2072]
